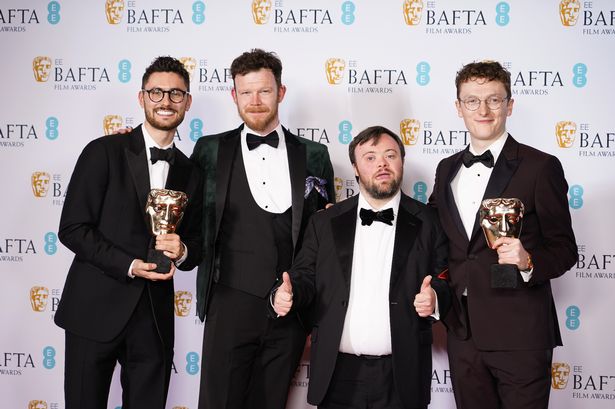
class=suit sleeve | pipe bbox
[528,156,577,284]
[176,166,203,271]
[428,210,451,319]
[58,140,134,281]
[288,215,320,309]
[320,146,336,204]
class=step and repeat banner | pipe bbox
[1,1,613,408]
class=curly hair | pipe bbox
[455,61,511,99]
[230,49,283,88]
[142,56,190,91]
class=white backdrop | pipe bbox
[2,1,614,408]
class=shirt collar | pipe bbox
[469,131,508,164]
[241,123,286,152]
[358,190,401,214]
[142,124,174,161]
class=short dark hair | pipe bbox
[349,126,406,165]
[142,56,190,91]
[455,61,511,99]
[230,49,283,88]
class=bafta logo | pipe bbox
[31,171,51,198]
[174,291,193,317]
[325,58,346,85]
[552,362,571,389]
[334,177,344,202]
[30,286,49,312]
[103,115,123,136]
[560,0,580,26]
[252,0,272,24]
[555,121,577,148]
[400,119,421,146]
[105,0,125,24]
[28,401,48,409]
[32,56,52,82]
[180,57,197,81]
[403,0,424,26]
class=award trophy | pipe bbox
[145,189,188,273]
[479,198,525,289]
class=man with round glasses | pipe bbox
[429,60,577,409]
[55,56,202,409]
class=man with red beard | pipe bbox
[272,126,450,409]
[55,56,202,409]
[191,49,335,409]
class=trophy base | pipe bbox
[490,264,520,289]
[147,248,172,273]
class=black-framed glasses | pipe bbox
[459,96,508,111]
[142,88,189,103]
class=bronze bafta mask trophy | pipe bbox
[479,198,525,289]
[145,189,188,273]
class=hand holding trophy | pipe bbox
[479,198,525,289]
[145,189,188,273]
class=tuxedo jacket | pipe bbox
[190,124,335,321]
[287,194,451,408]
[55,126,203,347]
[429,135,577,351]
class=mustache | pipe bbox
[245,107,270,113]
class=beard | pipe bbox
[359,171,402,200]
[239,105,279,133]
[144,106,185,131]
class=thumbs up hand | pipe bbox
[413,275,436,317]
[273,272,294,317]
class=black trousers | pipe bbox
[319,353,426,409]
[447,297,553,409]
[198,284,307,409]
[64,288,171,409]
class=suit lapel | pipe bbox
[331,196,358,286]
[469,135,521,243]
[125,126,150,217]
[285,129,307,249]
[214,127,241,235]
[165,148,190,193]
[390,195,420,286]
[443,150,469,242]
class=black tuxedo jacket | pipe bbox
[429,135,577,350]
[55,126,203,347]
[190,124,335,321]
[288,194,451,408]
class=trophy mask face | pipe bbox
[174,291,193,316]
[252,0,272,24]
[325,58,346,85]
[400,119,420,146]
[145,189,187,235]
[30,287,49,312]
[480,198,524,248]
[551,363,571,389]
[403,0,424,25]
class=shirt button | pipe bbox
[262,181,266,185]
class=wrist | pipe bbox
[521,253,533,272]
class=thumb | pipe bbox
[281,272,293,292]
[420,275,432,292]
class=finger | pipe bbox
[420,275,432,292]
[281,272,293,293]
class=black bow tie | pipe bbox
[359,208,394,226]
[246,131,279,150]
[150,146,175,165]
[462,149,494,168]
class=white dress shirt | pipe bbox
[240,124,292,213]
[451,131,531,291]
[142,126,173,190]
[127,126,185,277]
[338,192,401,356]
